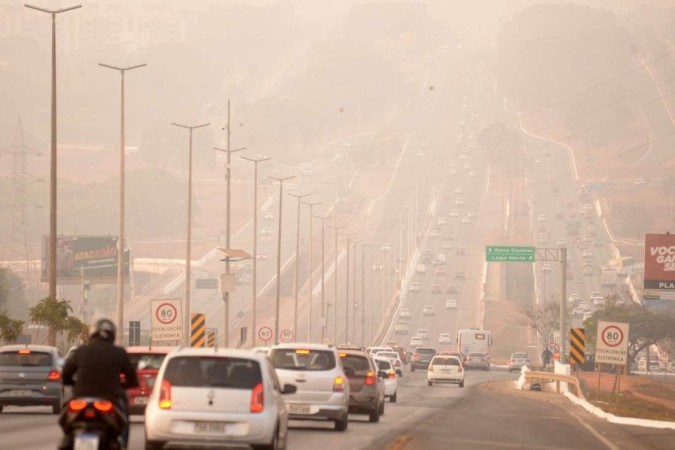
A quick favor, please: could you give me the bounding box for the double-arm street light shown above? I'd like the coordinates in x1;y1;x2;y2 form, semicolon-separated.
25;3;81;302
289;193;312;340
99;62;146;344
314;214;332;342
171;122;210;347
270;175;295;344
241;155;270;346
301;200;321;341
327;224;344;343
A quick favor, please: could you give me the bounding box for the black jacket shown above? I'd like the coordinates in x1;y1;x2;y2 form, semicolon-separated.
62;337;139;402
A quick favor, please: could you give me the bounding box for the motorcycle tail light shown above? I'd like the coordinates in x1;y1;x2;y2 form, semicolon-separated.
159;380;172;409
69;399;87;412
93;400;113;413
250;383;264;413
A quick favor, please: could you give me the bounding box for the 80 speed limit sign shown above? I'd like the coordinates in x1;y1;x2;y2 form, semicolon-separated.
150;299;183;342
595;321;629;365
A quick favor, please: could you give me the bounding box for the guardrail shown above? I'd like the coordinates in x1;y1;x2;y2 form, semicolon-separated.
524;371;586;401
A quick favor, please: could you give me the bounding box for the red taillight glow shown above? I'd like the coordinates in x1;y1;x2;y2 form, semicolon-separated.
69;399;87;412
333;376;346;392
47;370;61;381
93;400;113;412
387;370;396;379
159;380;172;409
250;383;264;413
364;371;376;385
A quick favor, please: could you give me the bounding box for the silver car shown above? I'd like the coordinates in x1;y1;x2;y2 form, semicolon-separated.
0;344;64;414
508;352;532;372
269;343;350;431
144;348;295;450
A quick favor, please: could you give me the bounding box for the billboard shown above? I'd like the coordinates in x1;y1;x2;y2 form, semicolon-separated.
41;235;130;284
644;233;675;291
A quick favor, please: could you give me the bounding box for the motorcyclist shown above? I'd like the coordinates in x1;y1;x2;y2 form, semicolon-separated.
61;318;138;449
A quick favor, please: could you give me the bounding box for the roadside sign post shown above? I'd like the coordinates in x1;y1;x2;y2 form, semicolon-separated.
258;326;273;346
279;329;294;343
150;299;183;344
595;321;630;407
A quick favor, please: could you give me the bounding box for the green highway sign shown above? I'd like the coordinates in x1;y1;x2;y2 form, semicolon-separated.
485;246;535;262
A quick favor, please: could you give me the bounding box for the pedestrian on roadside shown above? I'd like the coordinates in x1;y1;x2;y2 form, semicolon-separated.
542;348;552;369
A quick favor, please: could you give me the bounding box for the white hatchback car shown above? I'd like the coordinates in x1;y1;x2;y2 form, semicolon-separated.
438;333;452;344
374;358;399;403
269;344;350;431
428;355;464;387
144;348;295;450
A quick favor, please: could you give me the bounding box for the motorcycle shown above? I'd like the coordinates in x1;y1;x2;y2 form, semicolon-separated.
58;397;126;450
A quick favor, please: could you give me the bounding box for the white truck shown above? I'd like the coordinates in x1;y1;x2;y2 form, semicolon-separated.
601;268;618;287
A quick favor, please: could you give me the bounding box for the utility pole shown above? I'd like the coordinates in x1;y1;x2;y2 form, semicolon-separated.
99;62;146;344
171;122;210;346
241;155;270;346
328;225;344;343
289;193;311;340
214;101;246;347
361;244;371;346
560;247;568;363
344;233;355;343
25;3;82;302
301;201;321;341
314;214;332;342
270;176;295;344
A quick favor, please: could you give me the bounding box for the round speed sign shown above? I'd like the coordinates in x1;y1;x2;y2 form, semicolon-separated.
279;329;294;343
601;325;625;348
258;326;273;342
155;302;178;325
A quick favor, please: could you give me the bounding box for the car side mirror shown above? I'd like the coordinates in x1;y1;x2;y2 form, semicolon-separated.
281;384;297;395
343;367;355;377
396;369;403;377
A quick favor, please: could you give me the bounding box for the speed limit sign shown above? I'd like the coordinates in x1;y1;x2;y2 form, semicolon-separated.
279;329;294;343
258;326;273;343
596;321;629;365
150;299;183;342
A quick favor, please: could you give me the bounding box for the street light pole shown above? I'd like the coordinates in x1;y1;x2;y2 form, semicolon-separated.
344;233;354;344
270;176;295;344
289;193;311;340
241;155;270;346
314;214;332;342
361;244;371;346
25;3;82;302
328;225;343;343
301;201;321;341
99;62;146;344
171;122;210;346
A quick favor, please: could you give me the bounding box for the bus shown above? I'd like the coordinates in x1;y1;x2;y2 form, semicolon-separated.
457;329;493;355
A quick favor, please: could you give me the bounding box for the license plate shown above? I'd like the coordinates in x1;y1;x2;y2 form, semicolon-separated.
10;390;32;396
194;422;226;433
74;433;100;450
288;404;311;414
134;396;149;405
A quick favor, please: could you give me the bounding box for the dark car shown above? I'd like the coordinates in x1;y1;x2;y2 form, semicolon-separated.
126;346;175;414
0;345;64;414
338;350;385;422
410;347;437;372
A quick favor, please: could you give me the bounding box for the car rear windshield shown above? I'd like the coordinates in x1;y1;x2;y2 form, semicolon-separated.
163;356;261;389
377;352;399;359
0;351;52;367
375;359;392;370
432;357;459;366
339;354;371;374
129;353;167;370
415;349;436;355
270;349;336;371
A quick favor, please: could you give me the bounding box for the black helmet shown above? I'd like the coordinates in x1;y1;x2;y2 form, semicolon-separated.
90;318;116;342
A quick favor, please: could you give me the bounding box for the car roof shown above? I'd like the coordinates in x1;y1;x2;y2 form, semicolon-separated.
270;342;334;351
126;346;177;354
165;348;267;362
337;349;369;357
0;344;59;354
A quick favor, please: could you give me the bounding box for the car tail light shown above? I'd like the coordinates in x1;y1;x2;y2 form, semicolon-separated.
47;370;61;381
69;399;87;412
250;383;264;413
459;365;464;372
428;365;434;372
333;376;346;392
364;371;376;385
93;400;113;413
387;370;396;379
159;380;172;409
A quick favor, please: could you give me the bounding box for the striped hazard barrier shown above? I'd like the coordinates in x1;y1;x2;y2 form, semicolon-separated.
191;313;206;348
569;327;585;365
206;328;217;348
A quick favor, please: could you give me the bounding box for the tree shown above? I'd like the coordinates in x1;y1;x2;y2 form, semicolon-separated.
64;316;89;345
29;297;72;346
584;294;675;373
524;301;560;361
0;311;24;343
